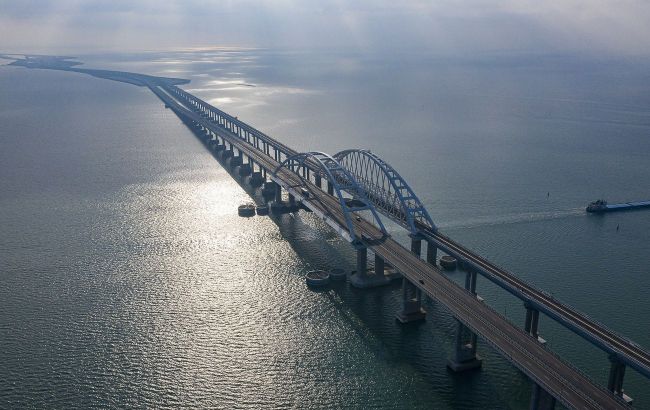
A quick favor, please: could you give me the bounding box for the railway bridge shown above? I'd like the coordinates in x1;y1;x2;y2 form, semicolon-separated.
11;56;650;409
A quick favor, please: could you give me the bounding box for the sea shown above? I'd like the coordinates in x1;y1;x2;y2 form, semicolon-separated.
2;49;650;409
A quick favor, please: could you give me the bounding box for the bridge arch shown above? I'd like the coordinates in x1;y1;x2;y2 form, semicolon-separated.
333;149;437;234
273;151;387;242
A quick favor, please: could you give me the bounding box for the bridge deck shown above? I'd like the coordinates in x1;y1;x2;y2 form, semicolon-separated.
162;78;650;385
147;81;628;409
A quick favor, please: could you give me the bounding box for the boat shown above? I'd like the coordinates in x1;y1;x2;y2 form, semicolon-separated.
586;199;650;213
586;199;608;213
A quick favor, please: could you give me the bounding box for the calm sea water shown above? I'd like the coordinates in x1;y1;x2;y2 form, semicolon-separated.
1;50;650;409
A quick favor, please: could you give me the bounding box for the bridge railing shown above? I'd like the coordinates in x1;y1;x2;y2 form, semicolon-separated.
165;85;298;163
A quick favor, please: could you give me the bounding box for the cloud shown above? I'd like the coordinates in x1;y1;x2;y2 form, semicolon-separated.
1;0;650;56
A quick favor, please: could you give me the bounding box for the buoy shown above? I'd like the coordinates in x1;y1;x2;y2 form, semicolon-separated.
330;268;347;281
440;255;457;271
306;270;330;287
238;203;256;217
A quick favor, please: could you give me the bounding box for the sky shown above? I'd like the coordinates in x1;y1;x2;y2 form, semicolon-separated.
1;0;650;56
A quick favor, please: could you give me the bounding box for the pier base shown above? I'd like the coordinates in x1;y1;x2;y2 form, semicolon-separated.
250;172;264;186
239;163;252;176
608;356;634;404
447;320;482;371
396;278;426;323
349;253;402;288
261;181;277;197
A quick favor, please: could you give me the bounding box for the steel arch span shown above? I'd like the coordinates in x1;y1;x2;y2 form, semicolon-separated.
273;151;387;242
333;149;437;234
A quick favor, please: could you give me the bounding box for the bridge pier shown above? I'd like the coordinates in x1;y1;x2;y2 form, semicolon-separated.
464;268;485;305
426;241;437;265
274;183;282;203
250;171;264;186
230;153;242;167
396;278;426;323
608;355;633;404
261;181;277;197
239;163;253;177
529;383;556;410
327;181;334;195
524;304;546;344
315;174;322;189
357;247;367;277
464;269;477;293
447;320;482;371
410;236;422;256
349;249;395;288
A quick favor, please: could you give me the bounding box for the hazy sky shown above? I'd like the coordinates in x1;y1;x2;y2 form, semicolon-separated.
2;0;650;56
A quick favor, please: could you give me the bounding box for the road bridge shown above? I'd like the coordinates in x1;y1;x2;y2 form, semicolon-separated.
150;81;636;409
10;56;650;409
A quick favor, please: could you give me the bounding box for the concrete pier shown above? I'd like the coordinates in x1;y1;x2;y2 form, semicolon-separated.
465;269;478;294
230;154;242;167
447;320;482;371
239;163;252;176
274;183;282;203
426;241;437;265
396;278;426;323
261;181;277;197
411;236;422;256
349;250;401;288
608;356;633;404
530;383;556;410
250;171;264;186
524;304;546;344
375;253;384;276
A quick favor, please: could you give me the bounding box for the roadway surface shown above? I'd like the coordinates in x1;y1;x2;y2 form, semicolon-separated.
148;81;629;409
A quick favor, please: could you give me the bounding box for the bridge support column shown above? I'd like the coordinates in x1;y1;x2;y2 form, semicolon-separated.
464;269;477;293
374;253;384;276
261;181;277;198
250;171;264;186
239;159;252;176
274;183;282;203
447;320;482;371
529;383;556;410
356;247;368;278
410;236;422;257
426;241;437;265
524;304;545;344
350;249;394;288
608;356;633;404
464;269;483;303
327;181;334;195
315;174;322;189
396;278;426;323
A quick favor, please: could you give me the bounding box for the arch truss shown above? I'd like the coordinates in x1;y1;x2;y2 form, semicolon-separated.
334;149;437;234
274;151;387;242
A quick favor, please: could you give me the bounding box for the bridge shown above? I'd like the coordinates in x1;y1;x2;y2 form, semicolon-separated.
11;55;650;409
